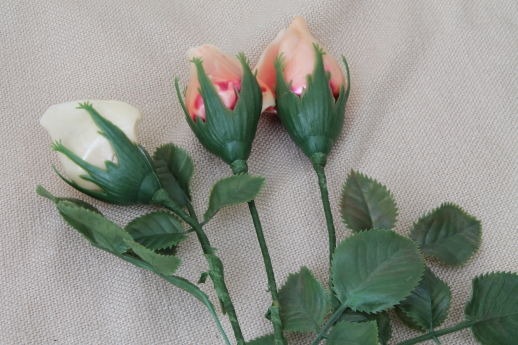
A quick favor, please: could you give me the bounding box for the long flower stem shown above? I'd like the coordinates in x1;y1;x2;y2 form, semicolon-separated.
311;153;336;267
231;160;286;345
248;200;286;345
152;189;245;345
395;321;475;345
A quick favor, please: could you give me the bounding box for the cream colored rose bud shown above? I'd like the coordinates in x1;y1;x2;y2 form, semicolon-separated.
41;100;142;190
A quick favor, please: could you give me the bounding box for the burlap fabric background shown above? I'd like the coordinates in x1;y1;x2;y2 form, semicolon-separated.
1;1;517;344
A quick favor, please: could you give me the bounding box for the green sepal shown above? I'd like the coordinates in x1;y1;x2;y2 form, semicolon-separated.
337;310;392;345
125;211;187;250
396;266;451;332
340;170;398;232
325;321;380;345
274;44;350;158
331;229;424;313
246;334;275;345
278;266;329;332
50;102;161;205
410;203;482;266
176;53;262;165
465;272;518;345
152;143;194;207
125;240;181;276
56;200;132;254
204;174;265;221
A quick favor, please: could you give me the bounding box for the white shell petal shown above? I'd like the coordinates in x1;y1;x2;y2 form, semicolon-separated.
41;100;142;190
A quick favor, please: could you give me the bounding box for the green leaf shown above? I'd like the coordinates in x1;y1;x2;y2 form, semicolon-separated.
332;229;424;313
125;241;181;276
57;201;131;254
204;175;265;220
152;143;194;207
410;203;482;266
337;310;392;345
125;211;187;250
159;273;230;345
278;266;329;332
37;186;102;243
396;266;451;332
37;185;102;214
246;334;275;345
326;321;380;345
340;170;398;232
465;272;518;345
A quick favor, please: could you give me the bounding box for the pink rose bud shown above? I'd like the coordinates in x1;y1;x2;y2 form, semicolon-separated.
185;44;275;121
254;16;346;104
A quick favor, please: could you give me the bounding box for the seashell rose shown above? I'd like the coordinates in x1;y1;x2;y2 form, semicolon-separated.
254;16;346;110
185;44;275;121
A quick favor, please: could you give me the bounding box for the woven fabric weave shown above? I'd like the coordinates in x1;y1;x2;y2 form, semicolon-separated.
1;1;517;344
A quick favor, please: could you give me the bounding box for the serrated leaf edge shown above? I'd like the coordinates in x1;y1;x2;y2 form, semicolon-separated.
153;142;195;198
396;267;452;332
125;210;186;250
278;266;329;333
331;229;425;314
124;239;182;275
329;320;380;345
340;169;399;232
410;202;482;267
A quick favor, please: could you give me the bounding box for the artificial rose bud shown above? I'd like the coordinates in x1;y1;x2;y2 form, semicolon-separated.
185;44;274;121
41;101;162;205
176;46;269;169
254;16;346;103
255;17;350;160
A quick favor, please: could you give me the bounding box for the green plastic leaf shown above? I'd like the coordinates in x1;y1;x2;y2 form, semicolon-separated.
337;310;392;345
37;185;102;214
57;201;131;254
326;321;380;345
278;266;329;332
246;334;275;345
153;143;194;207
332;229;424;313
37;186;101;243
125;241;181;276
396;266;451;332
465;272;518;345
125;211;187;250
204;175;265;220
340;170;398;232
410;203;482;266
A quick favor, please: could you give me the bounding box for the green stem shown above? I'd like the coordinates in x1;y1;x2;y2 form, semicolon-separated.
311;302;348;345
152;189;245;345
311;153;336;267
231;160;286;345
248;200;286;345
395;321;475;345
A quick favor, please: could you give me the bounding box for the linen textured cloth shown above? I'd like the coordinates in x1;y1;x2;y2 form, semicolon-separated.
1;1;517;344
